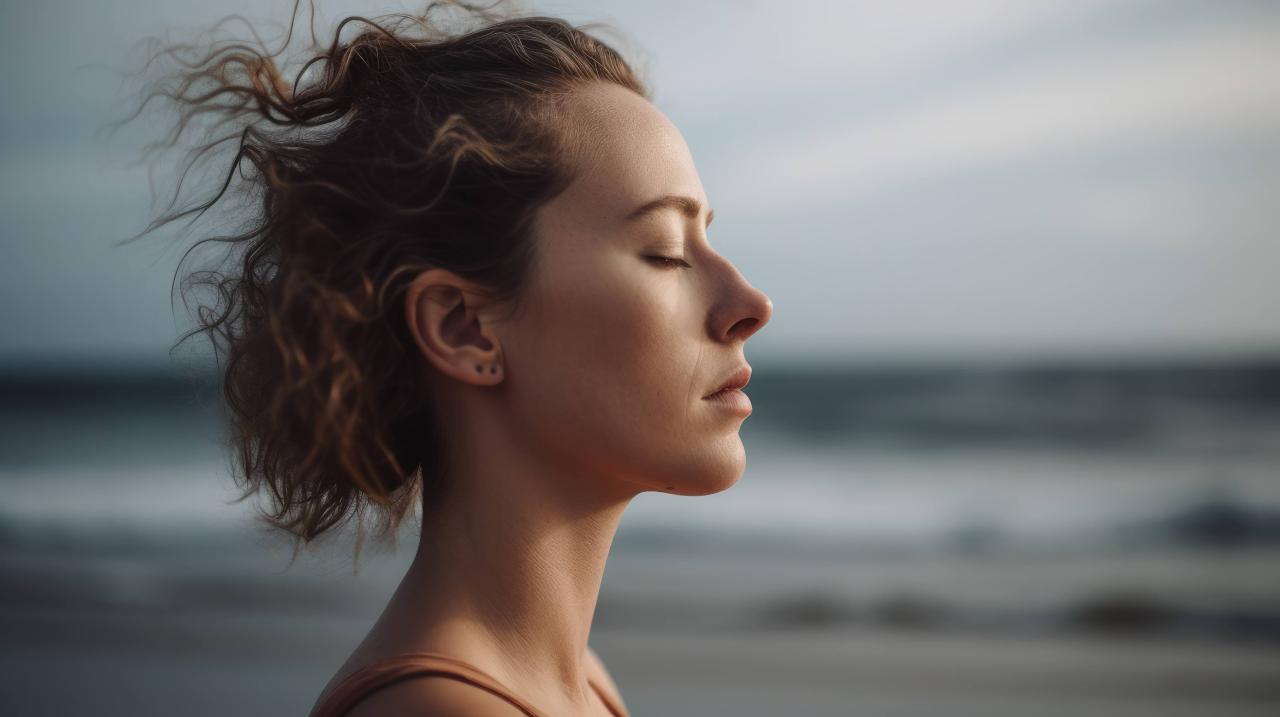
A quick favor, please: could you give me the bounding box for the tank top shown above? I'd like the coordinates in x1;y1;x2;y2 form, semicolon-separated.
308;651;630;717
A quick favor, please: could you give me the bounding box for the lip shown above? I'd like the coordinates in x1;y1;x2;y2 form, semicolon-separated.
703;387;752;415
704;366;752;398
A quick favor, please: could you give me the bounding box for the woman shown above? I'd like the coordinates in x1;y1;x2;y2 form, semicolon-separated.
127;1;771;715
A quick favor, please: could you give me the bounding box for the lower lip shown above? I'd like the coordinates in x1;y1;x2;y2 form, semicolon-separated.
703;388;752;415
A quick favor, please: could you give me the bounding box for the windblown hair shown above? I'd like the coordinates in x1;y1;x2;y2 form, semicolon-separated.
111;0;648;562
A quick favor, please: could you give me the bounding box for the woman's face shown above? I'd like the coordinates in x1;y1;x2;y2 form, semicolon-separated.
500;81;773;498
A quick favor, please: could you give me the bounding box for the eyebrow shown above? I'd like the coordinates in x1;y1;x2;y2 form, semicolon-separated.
626;194;715;228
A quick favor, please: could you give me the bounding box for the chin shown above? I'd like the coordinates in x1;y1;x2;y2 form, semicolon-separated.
678;473;742;497
655;443;746;496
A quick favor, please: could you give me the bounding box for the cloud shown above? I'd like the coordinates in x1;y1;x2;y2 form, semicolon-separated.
635;0;1121;117
710;16;1280;216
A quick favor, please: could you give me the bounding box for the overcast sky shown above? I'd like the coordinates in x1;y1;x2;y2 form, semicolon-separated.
2;0;1278;369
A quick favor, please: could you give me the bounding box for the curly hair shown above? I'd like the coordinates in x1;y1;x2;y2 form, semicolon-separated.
109;0;649;563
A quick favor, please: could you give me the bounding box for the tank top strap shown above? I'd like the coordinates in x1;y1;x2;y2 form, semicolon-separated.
309;651;628;717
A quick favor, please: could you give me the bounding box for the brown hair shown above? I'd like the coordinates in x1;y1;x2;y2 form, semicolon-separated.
110;0;648;562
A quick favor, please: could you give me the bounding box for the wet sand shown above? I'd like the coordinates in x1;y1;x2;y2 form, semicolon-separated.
3;605;1278;716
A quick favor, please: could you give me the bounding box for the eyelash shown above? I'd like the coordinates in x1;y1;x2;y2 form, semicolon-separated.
646;255;691;269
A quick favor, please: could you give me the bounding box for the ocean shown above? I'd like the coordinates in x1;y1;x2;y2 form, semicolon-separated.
2;359;1279;715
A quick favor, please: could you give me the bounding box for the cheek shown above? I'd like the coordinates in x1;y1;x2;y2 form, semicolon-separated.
564;263;696;419
510;257;711;473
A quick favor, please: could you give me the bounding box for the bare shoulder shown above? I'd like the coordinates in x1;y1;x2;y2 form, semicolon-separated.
585;644;626;708
343;675;529;717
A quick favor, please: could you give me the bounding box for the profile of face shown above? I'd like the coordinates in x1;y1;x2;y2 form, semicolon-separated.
413;81;773;500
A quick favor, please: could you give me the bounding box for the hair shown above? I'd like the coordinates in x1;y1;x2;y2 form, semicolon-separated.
108;0;649;565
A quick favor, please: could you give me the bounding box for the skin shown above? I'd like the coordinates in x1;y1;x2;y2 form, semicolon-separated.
321;80;773;716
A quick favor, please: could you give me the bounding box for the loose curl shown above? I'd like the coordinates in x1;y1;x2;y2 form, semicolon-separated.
109;0;649;563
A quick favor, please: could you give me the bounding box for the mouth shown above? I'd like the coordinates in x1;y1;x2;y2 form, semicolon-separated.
702;385;753;415
703;366;752;399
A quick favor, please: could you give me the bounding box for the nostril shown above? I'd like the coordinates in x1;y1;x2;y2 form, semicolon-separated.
728;317;760;340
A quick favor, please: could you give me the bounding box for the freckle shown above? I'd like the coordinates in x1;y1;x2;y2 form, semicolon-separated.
666;485;675;490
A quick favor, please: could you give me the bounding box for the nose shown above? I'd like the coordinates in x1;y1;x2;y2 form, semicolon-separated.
719;282;773;343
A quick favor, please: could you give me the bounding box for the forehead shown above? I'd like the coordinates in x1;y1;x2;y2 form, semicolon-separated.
548;82;705;229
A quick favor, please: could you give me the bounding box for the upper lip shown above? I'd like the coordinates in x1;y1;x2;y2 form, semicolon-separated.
704;365;752;398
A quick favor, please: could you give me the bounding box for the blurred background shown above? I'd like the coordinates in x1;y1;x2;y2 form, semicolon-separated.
2;0;1279;714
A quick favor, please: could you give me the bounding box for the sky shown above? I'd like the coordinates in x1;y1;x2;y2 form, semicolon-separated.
1;0;1278;369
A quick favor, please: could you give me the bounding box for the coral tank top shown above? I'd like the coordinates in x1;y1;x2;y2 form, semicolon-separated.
309;651;629;717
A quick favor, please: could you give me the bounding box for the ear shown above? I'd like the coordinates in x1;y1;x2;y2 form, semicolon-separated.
404;268;505;387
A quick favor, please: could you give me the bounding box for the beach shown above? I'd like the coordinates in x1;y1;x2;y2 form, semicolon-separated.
4;602;1279;716
3;361;1280;714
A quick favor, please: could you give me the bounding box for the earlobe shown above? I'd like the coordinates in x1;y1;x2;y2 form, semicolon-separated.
404;269;504;387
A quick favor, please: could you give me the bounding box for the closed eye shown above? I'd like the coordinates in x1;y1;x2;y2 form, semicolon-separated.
645;255;691;269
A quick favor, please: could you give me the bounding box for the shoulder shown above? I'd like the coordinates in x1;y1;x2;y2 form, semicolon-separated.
585;644;626;709
343;675;529;717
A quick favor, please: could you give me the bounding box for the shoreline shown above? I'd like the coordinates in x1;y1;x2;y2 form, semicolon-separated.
4;607;1279;716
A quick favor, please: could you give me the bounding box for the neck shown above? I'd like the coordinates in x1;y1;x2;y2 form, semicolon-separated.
382;401;635;713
